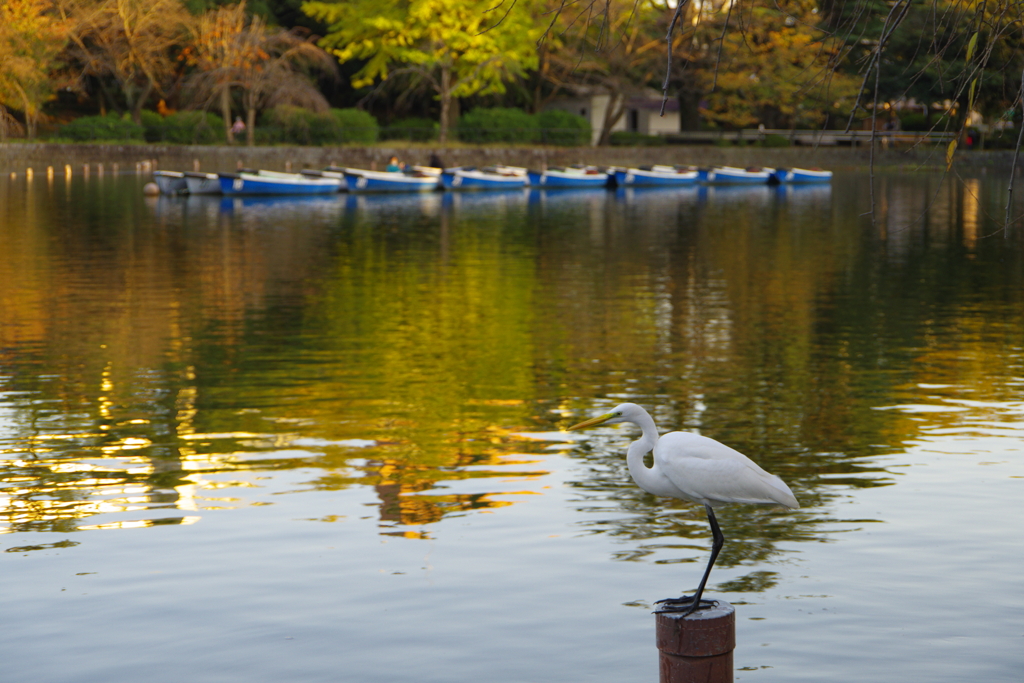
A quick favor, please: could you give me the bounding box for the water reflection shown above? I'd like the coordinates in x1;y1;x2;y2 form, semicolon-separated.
2;171;1023;580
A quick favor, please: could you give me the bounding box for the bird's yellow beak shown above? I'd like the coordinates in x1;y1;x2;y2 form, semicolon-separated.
566;412;615;431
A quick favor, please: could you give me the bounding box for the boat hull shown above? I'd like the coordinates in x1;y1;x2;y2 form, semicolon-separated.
699;166;772;184
527;170;611;188
184;172;222;194
771;168;833;183
440;169;528;190
219;173;342;195
301;169;349;191
153;171;187;195
614;168;698;187
343;169;440;192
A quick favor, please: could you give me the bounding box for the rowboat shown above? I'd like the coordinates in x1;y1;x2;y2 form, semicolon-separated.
301;168;348;191
526;167;612;188
440;166;528;190
770;167;833;183
342;168;440;192
184;171;222;194
218;171;343;195
153;170;187;195
613;165;698;187
697;166;773;184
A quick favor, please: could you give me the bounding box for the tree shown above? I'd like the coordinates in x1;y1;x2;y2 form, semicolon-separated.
184;3;336;146
688;0;860;130
0;0;68;139
304;0;542;142
536;0;672;144
183;1;250;142
58;0;194;123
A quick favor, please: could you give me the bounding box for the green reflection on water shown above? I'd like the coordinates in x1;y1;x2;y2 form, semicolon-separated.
2;173;1023;573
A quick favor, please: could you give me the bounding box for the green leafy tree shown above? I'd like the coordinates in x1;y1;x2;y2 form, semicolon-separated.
303;0;543;142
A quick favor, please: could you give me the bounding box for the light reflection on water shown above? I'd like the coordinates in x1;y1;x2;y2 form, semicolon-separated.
1;171;1022;682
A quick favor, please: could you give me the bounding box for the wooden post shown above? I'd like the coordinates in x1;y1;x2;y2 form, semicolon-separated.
656;600;735;683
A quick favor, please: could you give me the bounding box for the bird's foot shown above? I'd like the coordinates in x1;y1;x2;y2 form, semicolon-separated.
653;595;717;616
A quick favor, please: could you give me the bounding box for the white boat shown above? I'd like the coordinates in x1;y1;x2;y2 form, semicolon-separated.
613;165;698;187
697;166;773;184
301;168;348;191
440;166;529;190
527;167;612;188
410;165;442;177
218;171;343;195
184;172;221;194
770;167;833;183
153;170;187;194
342;168;441;192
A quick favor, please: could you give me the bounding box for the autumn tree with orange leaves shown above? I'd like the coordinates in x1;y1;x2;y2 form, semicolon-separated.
57;0;193;123
0;0;68;139
184;2;336;146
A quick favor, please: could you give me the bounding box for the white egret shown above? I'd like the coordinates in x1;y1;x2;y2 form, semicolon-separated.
567;402;799;616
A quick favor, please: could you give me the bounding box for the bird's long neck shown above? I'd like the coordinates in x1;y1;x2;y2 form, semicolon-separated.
626;412;661;492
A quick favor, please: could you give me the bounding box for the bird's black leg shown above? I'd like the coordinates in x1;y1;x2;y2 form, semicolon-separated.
655;504;724;616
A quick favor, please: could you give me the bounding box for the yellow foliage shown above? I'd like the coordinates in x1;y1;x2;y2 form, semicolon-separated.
0;0;69;136
695;1;860;129
304;0;542;99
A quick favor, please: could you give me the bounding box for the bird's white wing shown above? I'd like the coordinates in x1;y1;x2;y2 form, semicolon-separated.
655;431;799;508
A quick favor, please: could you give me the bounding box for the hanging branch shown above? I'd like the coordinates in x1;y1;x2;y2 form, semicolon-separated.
709;0;736;93
660;0;691;115
1004;69;1024;235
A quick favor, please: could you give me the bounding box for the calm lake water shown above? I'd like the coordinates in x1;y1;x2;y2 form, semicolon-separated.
1;169;1022;682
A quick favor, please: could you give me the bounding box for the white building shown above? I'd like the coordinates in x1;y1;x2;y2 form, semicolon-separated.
544;89;680;145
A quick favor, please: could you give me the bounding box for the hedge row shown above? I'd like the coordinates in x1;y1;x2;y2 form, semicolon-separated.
257;106;380;145
55;106;592;146
455;108;591;146
58;114;144;142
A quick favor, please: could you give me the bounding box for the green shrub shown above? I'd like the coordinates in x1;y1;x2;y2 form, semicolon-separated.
536;109;591;146
985;128;1020;149
141;110;225;144
140;110;164;142
609;131;666;146
899;112;954;132
758;134;791;147
455;107;538;143
381;117;438;142
161;111;225;144
330;108;379;143
260;105;343;145
58;114;144;142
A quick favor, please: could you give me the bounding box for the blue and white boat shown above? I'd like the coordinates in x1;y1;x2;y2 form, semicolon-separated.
184;171;222;194
301;168;348;191
218;170;342;195
527;167;612;188
613;165;698;187
697;166;773;184
343;168;440;192
770;167;833;183
153;170;187;195
441;166;528;190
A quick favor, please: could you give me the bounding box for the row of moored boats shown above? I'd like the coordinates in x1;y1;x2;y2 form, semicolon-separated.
152;164;832;196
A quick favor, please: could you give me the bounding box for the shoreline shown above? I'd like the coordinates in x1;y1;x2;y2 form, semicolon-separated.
2;141;1019;174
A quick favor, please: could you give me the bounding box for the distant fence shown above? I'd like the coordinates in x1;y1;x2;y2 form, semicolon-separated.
666;129;959;146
